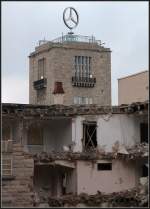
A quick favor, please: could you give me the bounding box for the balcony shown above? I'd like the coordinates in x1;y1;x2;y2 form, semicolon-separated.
33;78;47;90
72;76;96;87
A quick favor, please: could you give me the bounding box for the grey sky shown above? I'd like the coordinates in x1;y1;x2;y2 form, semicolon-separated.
2;1;148;105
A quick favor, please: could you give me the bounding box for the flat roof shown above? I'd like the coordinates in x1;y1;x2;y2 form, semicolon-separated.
118;70;148;80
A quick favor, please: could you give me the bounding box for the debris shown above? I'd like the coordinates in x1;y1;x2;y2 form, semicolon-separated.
47;185;148;207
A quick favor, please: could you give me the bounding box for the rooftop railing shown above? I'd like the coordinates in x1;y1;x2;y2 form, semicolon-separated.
51;34;102;45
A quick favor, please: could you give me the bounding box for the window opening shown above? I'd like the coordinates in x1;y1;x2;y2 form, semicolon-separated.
74;56;91;78
38;58;46;80
27;125;43;145
142;164;148;177
83;121;97;150
140;123;148;143
97;163;112;171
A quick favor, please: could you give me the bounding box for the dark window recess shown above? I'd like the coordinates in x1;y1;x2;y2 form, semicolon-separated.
142;164;148;177
140;123;148;143
2;124;11;141
27;125;43;145
83;122;97;150
97;163;112;171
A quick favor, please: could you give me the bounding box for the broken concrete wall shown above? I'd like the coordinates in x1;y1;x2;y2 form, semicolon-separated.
54;119;72;151
23;118;72;153
76;159;140;195
73;114;141;152
72;116;84;152
98;114;141;152
2;143;34;207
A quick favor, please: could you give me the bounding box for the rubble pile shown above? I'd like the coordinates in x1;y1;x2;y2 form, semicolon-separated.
47;185;148;207
126;142;148;159
32;177;148;207
33;150;113;164
33;143;148;164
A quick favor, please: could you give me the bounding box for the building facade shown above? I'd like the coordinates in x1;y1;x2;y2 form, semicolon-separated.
118;70;149;105
2;102;148;207
29;34;111;106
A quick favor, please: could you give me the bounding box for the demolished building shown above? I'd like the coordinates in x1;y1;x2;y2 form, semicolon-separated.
2;101;148;207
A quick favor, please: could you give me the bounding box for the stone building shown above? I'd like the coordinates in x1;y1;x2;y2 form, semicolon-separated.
29;34;111;106
118;70;149;105
2;102;148;207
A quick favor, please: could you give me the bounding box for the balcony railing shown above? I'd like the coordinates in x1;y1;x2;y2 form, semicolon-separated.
33;78;47;90
72;76;96;87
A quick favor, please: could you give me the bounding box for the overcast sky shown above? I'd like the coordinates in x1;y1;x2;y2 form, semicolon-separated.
2;1;148;105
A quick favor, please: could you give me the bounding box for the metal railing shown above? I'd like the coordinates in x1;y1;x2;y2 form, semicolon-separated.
52;34;101;45
72;76;96;87
33;78;47;90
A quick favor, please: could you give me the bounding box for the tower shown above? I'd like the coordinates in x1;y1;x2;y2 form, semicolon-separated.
29;8;111;105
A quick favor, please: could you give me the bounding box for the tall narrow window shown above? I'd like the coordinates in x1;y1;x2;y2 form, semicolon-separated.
38;58;46;80
83;121;97;150
74;56;91;78
140;123;148;143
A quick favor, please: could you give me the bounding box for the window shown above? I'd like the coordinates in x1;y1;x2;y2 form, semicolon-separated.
27;125;43;145
74;56;91;77
140;123;148;143
37;89;46;102
74;96;93;105
142;164;148;177
2;124;11;141
97;163;112;171
2;157;13;177
38;58;46;80
83;121;97;150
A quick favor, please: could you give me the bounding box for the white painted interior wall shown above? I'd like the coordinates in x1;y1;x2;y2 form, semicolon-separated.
73;114;141;152
97;114;140;152
44;118;72;152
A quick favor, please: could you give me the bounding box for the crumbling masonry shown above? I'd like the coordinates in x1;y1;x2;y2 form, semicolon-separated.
2;101;148;207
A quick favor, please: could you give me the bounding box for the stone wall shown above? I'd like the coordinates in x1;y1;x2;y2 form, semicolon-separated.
2;143;34;207
29;41;111;106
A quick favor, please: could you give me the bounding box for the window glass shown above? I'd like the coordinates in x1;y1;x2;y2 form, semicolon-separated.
74;56;91;78
38;58;46;80
89;98;93;104
74;96;78;104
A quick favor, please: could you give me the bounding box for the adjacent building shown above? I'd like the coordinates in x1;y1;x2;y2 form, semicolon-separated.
29;34;111;106
118;70;149;105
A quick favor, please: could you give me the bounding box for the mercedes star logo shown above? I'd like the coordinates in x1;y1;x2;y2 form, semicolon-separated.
63;7;79;30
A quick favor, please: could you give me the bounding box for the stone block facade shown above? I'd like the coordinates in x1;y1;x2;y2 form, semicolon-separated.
2;143;34;207
29;37;111;105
